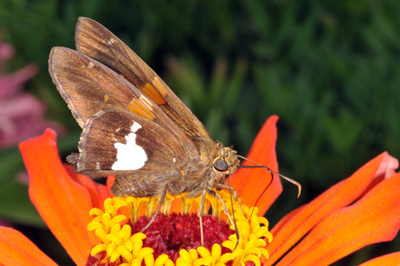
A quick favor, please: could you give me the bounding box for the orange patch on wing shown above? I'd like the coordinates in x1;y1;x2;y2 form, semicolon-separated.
129;98;156;120
104;94;110;103
152;76;168;97
141;82;165;105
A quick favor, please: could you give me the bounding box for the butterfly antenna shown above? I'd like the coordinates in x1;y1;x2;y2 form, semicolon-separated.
140;188;167;232
239;163;273;220
237;155;301;198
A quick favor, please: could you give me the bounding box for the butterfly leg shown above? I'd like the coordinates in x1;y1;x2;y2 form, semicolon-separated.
209;190;236;228
198;189;207;246
215;183;246;215
209;187;240;249
140;186;168;233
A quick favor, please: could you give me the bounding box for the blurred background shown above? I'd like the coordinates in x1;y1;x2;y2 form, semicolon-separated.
0;0;399;265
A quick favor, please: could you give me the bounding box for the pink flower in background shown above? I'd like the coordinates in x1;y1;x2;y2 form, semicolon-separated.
0;37;63;147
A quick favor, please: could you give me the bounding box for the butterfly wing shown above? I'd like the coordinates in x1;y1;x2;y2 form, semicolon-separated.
74;17;209;139
75;109;189;196
49;47;199;159
76;109;188;175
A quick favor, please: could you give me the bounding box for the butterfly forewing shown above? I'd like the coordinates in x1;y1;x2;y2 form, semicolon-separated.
75;17;209;139
49;47;135;127
49;47;199;159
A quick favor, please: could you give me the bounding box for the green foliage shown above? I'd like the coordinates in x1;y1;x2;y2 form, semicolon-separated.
1;0;399;263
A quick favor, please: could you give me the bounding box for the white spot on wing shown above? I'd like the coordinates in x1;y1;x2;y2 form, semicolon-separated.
112;122;147;170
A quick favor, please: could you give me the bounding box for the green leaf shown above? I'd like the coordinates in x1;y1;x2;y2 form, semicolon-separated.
0;182;44;227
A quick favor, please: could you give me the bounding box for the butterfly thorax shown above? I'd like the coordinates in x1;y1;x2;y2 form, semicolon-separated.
175;138;240;197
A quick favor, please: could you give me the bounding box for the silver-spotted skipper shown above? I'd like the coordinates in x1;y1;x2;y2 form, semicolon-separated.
49;17;300;243
49;17;240;199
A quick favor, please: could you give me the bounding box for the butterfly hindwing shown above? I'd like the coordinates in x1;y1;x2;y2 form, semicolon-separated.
75;17;209;139
75;109;190;180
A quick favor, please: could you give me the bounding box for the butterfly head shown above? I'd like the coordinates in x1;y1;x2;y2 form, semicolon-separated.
212;144;240;180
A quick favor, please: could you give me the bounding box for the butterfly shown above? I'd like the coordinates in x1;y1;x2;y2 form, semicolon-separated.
49;17;302;246
49;17;245;232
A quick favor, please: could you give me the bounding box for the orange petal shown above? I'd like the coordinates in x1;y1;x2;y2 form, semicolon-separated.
276;172;400;265
230;115;282;215
266;152;398;265
359;252;400;266
19;129;99;266
0;227;57;266
106;175;115;191
65;165;112;208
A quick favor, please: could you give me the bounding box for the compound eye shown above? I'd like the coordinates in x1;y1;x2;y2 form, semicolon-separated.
214;159;228;172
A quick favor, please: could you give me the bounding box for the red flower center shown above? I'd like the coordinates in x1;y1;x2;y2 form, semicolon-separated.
132;213;234;262
86;194;272;265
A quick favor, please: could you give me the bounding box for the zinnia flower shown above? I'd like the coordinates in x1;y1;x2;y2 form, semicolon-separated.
0;116;399;265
